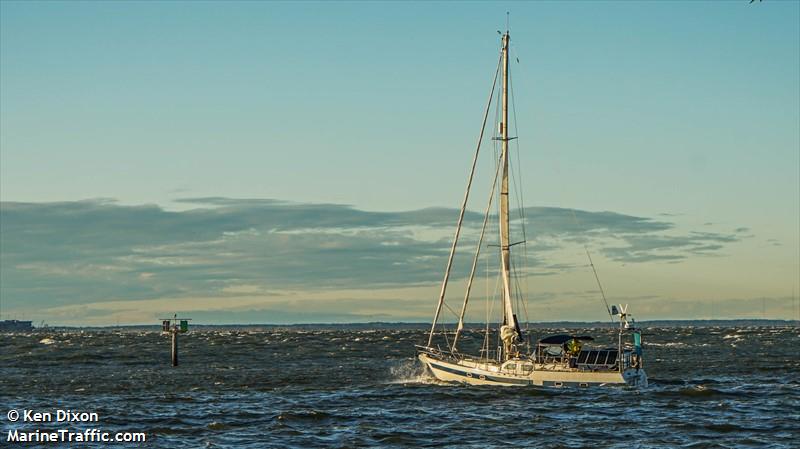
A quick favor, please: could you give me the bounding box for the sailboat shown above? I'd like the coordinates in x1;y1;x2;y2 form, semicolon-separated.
416;29;648;388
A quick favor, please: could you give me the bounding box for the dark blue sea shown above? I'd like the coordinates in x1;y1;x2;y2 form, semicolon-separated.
2;326;798;448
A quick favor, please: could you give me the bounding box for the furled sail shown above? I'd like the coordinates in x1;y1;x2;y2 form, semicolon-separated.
498;32;518;341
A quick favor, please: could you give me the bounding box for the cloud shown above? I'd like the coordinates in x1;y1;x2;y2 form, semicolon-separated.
629;295;800;321
599;231;741;263
0;198;747;320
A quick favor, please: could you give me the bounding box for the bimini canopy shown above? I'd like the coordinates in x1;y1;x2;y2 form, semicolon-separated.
538;334;595;345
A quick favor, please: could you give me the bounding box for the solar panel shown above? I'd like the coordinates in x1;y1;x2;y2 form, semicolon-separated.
576;349;621;367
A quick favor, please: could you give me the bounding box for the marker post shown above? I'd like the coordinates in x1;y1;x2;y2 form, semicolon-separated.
160;314;191;367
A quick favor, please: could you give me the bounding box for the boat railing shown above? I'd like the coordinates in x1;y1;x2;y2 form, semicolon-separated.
533;353;569;365
620;348;643;370
530;346;625;372
479;347;501;361
415;344;462;363
417;344;515;368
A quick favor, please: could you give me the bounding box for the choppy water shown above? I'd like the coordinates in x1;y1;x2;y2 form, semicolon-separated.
2;326;798;448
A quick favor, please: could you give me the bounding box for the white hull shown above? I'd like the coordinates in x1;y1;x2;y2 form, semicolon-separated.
419;353;648;388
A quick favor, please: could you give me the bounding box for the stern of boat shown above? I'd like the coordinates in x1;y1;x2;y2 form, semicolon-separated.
623;368;648;387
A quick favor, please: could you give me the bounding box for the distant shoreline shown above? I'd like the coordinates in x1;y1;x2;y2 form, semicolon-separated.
20;319;798;331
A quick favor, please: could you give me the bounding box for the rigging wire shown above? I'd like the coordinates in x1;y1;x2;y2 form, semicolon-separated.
484;251;489;358
452;153;503;352
508;54;532;335
512;257;532;353
491;63;505;339
486;86;507;361
511;39;612;325
427;52;503;347
483;255;500;362
509;43;532;332
481;244;502;361
570;208;615;323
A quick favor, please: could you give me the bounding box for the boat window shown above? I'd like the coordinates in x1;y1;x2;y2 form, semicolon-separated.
522;363;533;372
606;351;618;365
587;351;599;365
505;363;516;371
577;351;589;364
596;351;609;365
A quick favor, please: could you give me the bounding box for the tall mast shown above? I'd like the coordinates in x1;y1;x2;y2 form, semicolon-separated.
499;31;517;333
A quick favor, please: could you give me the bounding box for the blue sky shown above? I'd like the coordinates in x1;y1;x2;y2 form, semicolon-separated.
1;1;798;325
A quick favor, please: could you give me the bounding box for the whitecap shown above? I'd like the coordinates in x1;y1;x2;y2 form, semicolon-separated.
386;358;439;385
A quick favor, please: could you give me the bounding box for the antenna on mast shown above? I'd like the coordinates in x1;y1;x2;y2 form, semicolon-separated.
506;11;510;32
